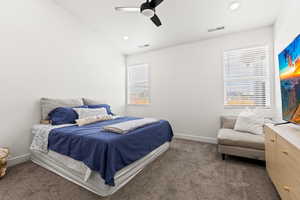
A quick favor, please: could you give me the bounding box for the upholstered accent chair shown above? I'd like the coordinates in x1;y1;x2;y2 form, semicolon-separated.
217;116;265;161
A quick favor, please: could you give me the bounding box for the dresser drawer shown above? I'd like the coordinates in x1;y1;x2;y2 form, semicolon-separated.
290;178;300;200
265;125;300;200
265;125;277;144
276;136;300;200
277;135;300;174
275;153;292;200
264;126;277;180
275;164;300;200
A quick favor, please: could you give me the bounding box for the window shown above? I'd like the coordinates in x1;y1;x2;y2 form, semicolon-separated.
127;64;150;105
223;46;271;108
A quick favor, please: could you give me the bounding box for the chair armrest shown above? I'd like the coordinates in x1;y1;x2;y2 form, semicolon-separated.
221;116;237;129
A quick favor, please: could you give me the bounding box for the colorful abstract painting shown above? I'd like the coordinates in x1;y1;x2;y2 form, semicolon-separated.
279;34;300;123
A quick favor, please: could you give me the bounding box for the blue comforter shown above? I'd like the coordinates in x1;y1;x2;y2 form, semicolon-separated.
48;117;173;186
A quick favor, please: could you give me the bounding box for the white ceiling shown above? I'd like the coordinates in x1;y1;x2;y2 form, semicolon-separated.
54;0;282;55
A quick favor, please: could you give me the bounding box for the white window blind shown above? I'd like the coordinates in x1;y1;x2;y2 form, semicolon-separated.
223;46;271;108
127;64;150;105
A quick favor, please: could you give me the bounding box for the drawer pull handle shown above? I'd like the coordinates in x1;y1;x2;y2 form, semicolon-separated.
282;151;289;155
283;186;290;192
270;139;275;143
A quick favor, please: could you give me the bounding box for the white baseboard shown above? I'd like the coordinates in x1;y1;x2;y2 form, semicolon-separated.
7;153;31;167
174;133;217;144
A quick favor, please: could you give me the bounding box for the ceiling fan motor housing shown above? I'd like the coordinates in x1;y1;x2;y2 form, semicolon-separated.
140;2;155;18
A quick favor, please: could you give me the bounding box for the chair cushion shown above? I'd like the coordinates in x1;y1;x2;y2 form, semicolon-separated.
221;116;237;129
218;128;265;150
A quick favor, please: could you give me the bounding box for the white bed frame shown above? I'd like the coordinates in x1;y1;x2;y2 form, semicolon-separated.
31;142;170;197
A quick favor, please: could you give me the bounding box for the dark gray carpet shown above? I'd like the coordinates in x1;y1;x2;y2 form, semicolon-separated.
0;139;279;200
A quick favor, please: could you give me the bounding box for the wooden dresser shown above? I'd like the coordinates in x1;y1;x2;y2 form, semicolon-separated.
264;124;300;200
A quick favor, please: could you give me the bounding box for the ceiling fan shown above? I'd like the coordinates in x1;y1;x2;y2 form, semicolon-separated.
115;0;164;27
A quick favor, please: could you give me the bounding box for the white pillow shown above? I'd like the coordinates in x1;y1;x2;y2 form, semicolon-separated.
76;115;114;126
73;108;108;119
234;109;265;135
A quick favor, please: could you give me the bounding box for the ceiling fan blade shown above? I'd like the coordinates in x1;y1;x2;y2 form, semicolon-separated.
151;14;162;27
150;0;164;8
115;7;140;12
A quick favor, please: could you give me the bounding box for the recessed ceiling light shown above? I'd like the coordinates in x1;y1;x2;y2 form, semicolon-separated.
123;36;129;40
229;1;240;11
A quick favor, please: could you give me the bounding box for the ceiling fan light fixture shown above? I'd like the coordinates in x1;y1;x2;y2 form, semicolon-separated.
142;9;155;18
141;2;155;18
116;0;164;27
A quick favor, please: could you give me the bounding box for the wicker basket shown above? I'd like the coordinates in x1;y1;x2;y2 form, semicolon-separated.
0;148;9;178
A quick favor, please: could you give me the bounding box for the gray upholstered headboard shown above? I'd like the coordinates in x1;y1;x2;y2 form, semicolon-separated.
40;98;84;120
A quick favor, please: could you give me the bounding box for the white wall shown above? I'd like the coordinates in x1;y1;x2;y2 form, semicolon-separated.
0;0;125;165
273;0;300;120
126;27;274;142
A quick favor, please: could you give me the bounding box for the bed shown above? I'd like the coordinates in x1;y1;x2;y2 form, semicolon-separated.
30;115;173;196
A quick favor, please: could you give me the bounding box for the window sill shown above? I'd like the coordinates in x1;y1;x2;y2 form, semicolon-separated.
224;106;272;109
126;104;151;107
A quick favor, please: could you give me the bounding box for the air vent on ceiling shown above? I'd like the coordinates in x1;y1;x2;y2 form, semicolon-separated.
138;44;150;48
208;26;225;32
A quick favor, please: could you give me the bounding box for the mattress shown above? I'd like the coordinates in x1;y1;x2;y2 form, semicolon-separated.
47;116;173;186
31;142;170;197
